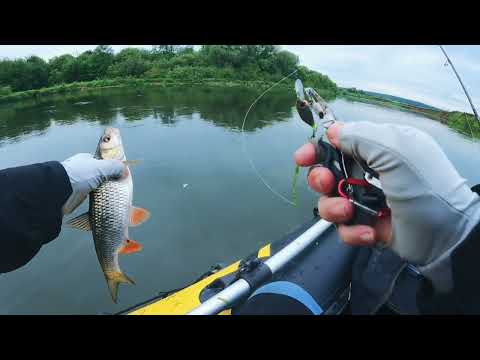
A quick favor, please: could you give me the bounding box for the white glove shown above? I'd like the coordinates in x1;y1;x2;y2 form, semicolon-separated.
337;122;480;292
61;153;124;215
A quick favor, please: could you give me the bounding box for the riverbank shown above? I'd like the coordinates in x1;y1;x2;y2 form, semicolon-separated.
0;77;338;108
340;89;480;139
0;78;281;104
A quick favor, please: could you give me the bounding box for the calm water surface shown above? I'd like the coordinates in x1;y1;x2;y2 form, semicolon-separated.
1;86;479;314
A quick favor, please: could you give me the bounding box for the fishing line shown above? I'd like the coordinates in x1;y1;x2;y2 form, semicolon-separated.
241;69;299;206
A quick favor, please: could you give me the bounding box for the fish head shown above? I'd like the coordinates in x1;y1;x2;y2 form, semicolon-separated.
95;127;126;160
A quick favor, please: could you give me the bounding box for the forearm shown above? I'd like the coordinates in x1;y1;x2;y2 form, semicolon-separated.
0;161;72;273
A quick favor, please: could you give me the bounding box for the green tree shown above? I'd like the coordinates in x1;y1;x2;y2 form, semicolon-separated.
115;48;151;62
0;45;339;99
90;45;114;79
107;48;150;78
151;45;182;58
177;45;194;55
25;56;49;89
48;54;76;85
271;50;298;75
0;85;11;96
61;57;85;83
0;56;49;91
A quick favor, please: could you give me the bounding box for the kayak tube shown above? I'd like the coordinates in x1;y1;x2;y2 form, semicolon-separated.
119;215;423;315
119;216;350;315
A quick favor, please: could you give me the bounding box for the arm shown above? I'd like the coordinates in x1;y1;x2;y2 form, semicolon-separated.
0;154;124;274
295;122;480;314
0;161;71;273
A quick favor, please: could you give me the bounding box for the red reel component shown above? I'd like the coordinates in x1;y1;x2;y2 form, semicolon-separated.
377;208;391;218
337;178;370;199
337;178;390;219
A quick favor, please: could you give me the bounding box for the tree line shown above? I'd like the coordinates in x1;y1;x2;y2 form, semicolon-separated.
0;45;338;98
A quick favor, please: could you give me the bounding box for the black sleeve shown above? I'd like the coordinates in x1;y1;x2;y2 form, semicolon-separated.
417;222;480;314
0;161;72;274
416;185;480;314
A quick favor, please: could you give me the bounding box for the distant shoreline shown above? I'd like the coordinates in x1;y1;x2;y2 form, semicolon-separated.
340;88;480;139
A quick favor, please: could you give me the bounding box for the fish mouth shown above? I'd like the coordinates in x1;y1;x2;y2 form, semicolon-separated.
100;146;124;160
100;143;120;151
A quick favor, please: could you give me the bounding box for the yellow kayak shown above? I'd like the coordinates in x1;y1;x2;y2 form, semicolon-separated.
120;217;358;315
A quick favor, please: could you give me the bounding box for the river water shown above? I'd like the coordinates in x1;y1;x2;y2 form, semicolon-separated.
0;86;479;314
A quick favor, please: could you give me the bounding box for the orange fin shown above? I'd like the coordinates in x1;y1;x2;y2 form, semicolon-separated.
119;239;143;255
129;206;151;227
123;166;130;178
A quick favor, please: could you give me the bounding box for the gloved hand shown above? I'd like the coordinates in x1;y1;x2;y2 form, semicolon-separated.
295;121;480;292
61;153;125;215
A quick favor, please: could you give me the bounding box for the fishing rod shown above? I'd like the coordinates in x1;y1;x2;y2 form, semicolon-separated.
439;45;479;122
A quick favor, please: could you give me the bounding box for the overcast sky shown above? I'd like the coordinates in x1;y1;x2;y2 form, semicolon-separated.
0;45;478;113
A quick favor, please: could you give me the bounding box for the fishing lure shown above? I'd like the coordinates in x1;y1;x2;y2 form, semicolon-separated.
291;79;319;206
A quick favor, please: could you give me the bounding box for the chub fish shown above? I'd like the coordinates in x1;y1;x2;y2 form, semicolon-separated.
67;127;150;303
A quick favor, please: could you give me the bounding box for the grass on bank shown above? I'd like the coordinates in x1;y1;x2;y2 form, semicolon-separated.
0;76;338;105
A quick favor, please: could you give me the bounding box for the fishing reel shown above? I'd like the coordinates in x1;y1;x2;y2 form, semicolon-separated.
295;79;389;227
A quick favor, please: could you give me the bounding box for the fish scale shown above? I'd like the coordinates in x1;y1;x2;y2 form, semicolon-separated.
90;175;132;274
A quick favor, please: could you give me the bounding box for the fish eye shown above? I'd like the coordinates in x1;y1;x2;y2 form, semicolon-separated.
103;136;111;143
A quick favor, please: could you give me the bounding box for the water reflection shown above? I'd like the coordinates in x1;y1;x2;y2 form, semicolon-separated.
0;106;52;144
0;86;295;146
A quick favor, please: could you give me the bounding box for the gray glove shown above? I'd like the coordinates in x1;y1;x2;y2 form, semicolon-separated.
338;121;480;293
61;153;124;215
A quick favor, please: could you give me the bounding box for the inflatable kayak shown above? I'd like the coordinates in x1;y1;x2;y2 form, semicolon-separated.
119;215;423;315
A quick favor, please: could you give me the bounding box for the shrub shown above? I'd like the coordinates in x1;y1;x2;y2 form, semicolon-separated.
0;86;12;96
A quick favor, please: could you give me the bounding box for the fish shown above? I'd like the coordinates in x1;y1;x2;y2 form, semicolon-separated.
67;127;150;303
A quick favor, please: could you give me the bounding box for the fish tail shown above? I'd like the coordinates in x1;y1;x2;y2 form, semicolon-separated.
105;271;135;303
